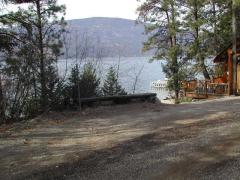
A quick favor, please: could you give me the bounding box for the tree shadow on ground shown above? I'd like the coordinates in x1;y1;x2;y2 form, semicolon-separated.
2;98;240;180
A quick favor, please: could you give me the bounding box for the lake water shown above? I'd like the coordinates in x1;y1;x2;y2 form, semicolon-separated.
58;57;169;100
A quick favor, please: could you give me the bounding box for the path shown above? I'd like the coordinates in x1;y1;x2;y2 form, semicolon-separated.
1;97;240;179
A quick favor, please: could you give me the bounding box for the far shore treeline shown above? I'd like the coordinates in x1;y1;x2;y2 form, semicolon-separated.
0;0;239;123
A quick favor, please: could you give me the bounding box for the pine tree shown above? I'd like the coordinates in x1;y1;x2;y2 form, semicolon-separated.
67;63;101;105
183;0;211;80
79;63;101;98
102;67;126;96
68;65;81;105
137;0;184;101
3;0;66;112
207;0;232;53
0;0;66;121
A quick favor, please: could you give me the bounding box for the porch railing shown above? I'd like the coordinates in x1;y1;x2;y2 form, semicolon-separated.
182;80;228;98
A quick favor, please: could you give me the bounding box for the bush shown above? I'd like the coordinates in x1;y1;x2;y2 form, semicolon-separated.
179;97;193;104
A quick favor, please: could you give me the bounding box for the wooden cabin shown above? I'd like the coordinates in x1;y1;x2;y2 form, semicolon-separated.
213;40;240;95
183;40;240;99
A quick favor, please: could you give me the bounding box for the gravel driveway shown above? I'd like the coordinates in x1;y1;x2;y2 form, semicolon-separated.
1;97;240;179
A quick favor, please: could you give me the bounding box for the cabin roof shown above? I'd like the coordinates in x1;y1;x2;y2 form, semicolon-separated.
213;40;240;63
213;45;231;63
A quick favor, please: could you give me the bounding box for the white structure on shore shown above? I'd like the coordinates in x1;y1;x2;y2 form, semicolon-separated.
150;79;170;100
150;79;168;90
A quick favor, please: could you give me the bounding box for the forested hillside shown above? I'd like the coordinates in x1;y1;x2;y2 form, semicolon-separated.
66;17;150;57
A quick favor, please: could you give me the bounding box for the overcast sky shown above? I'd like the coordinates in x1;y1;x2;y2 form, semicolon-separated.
58;0;140;20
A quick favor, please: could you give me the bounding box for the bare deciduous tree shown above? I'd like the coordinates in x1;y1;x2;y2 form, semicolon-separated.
132;64;145;94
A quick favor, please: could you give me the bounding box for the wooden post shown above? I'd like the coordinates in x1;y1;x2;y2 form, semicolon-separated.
232;0;239;95
228;49;233;95
204;80;208;98
224;62;228;82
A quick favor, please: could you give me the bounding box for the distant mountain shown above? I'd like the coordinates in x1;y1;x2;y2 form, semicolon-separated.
66;17;151;57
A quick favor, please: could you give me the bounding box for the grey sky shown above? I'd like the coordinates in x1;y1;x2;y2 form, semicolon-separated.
58;0;140;20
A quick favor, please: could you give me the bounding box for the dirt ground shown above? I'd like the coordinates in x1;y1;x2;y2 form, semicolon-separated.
1;97;240;180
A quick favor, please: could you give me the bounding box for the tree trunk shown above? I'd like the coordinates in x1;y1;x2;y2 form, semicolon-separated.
173;55;180;103
175;90;179;103
76;65;81;111
171;2;180;103
0;75;5;123
36;0;48;112
193;0;210;80
199;57;211;80
211;0;218;53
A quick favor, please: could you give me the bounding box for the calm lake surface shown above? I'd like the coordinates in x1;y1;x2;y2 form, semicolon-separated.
58;57;169;99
